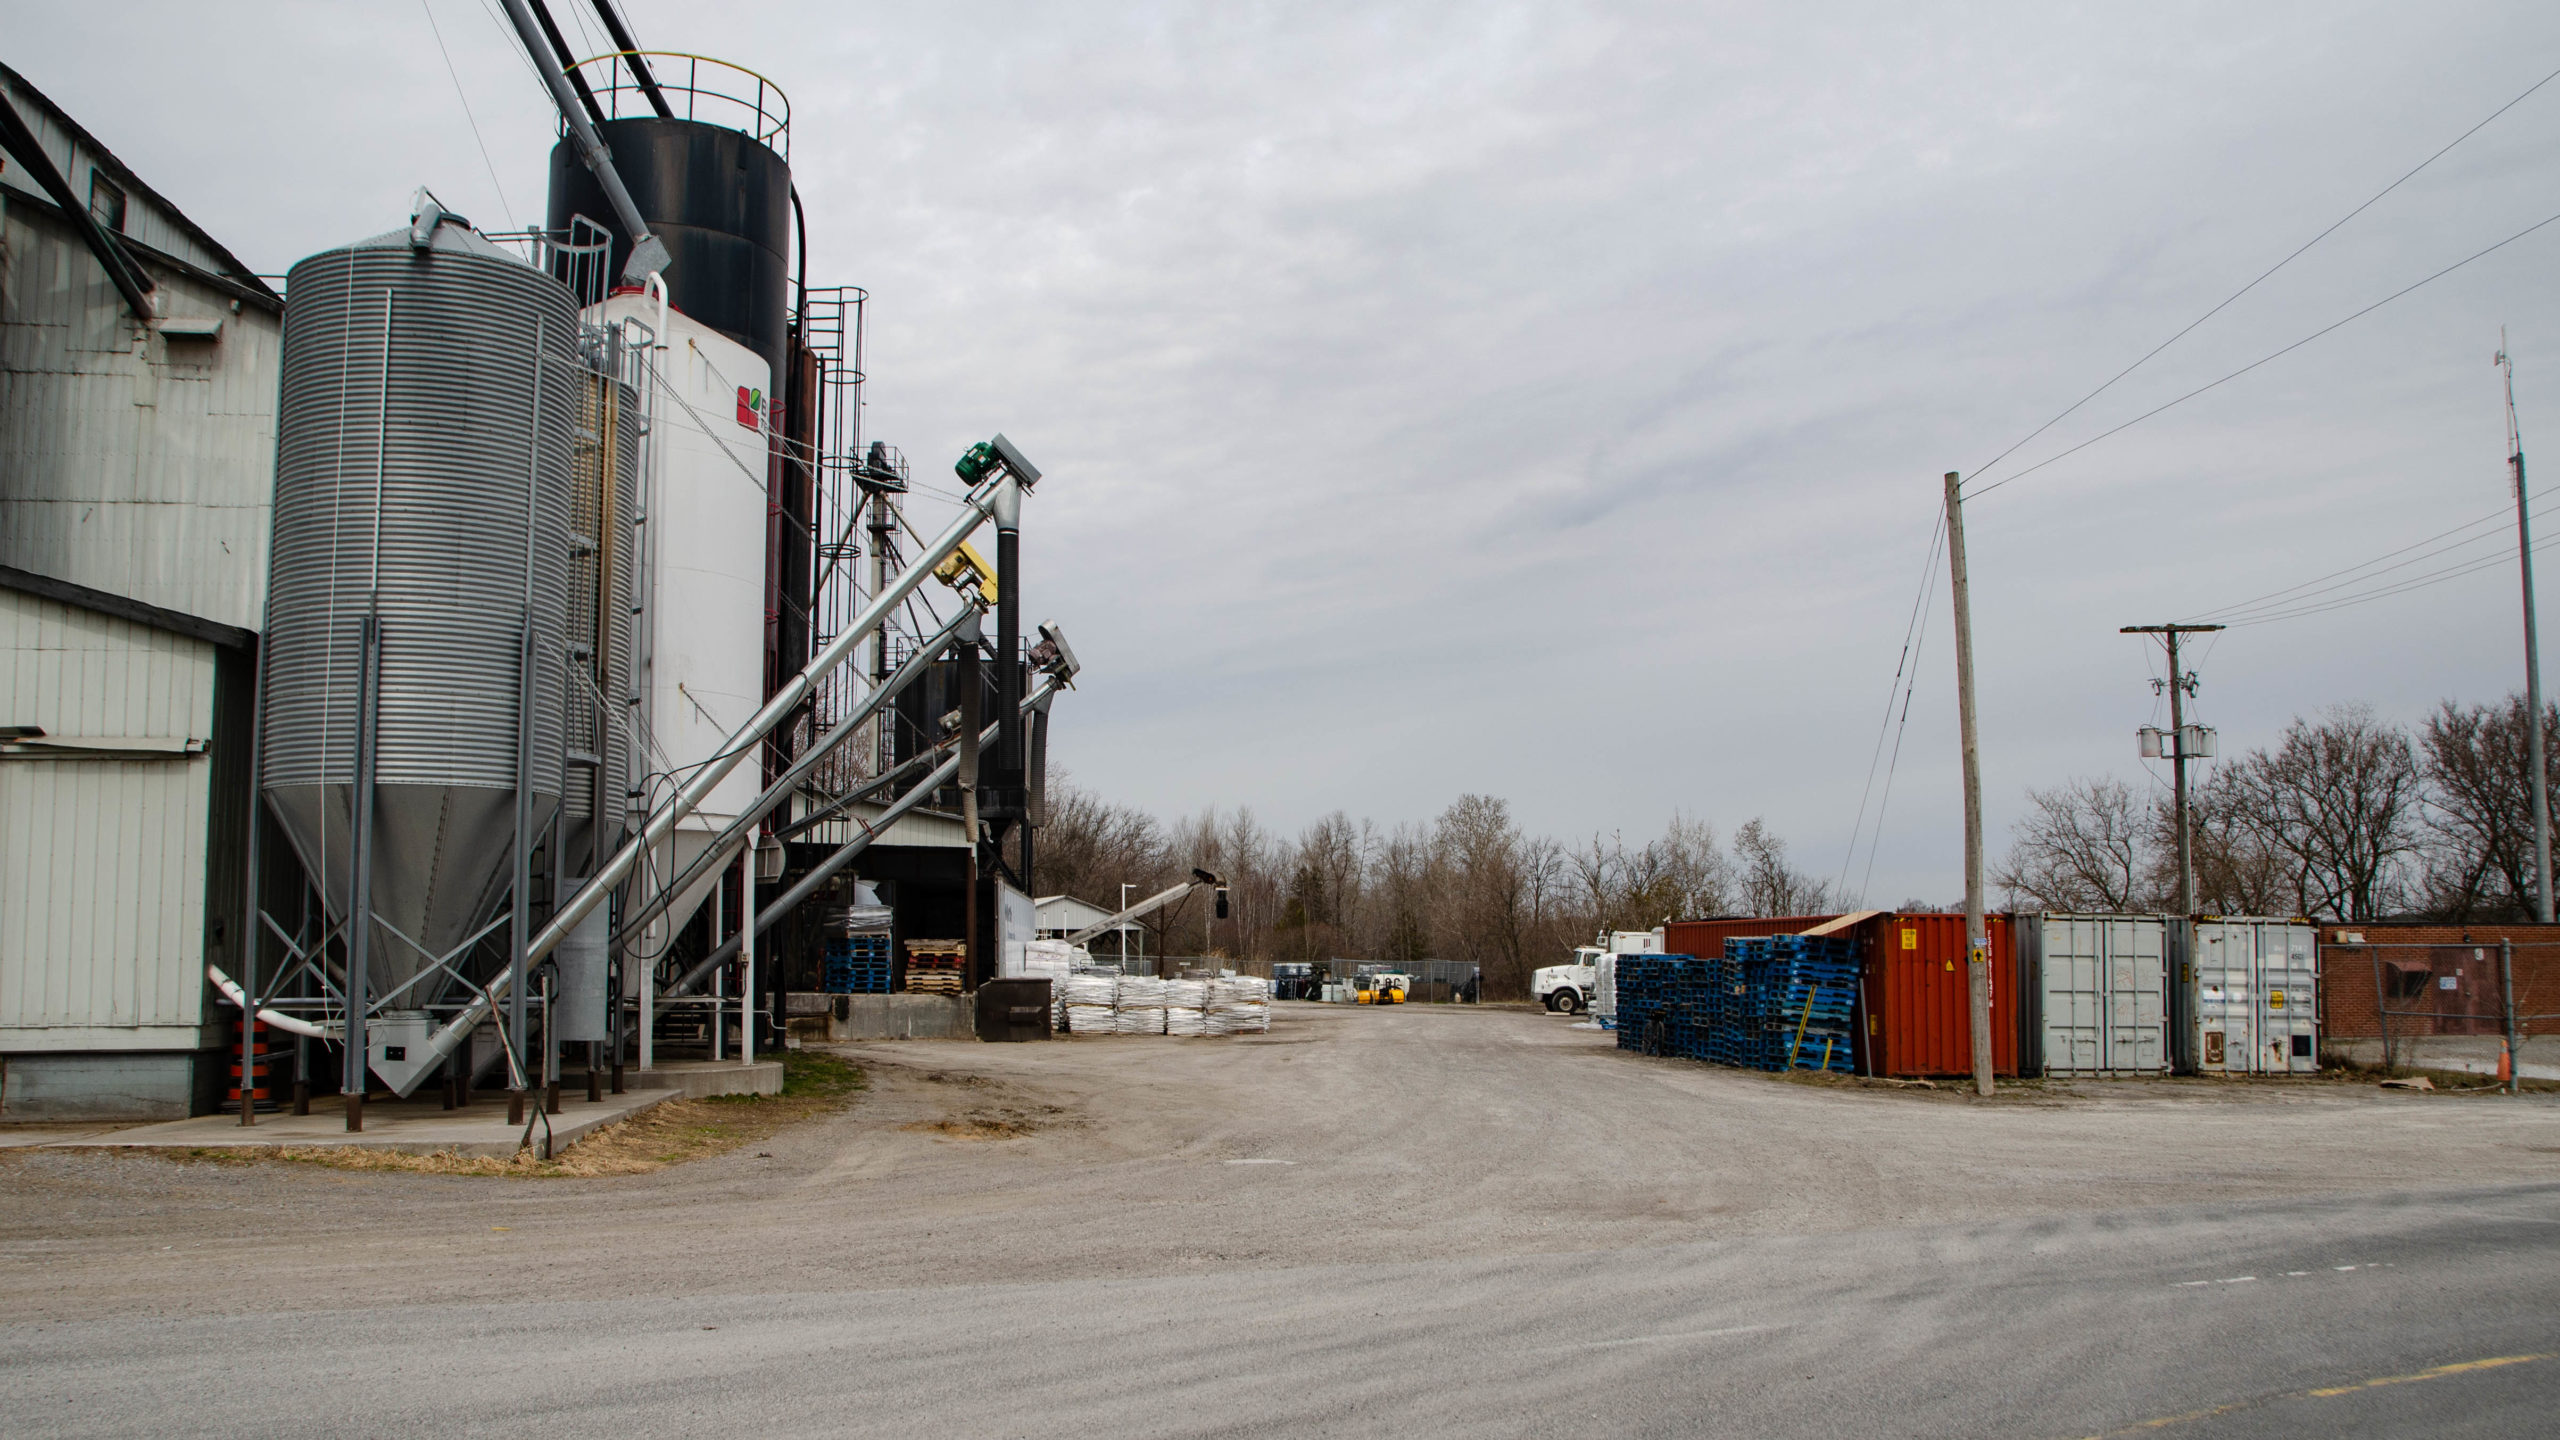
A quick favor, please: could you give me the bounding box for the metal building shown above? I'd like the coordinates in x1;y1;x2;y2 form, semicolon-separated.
0;63;284;1117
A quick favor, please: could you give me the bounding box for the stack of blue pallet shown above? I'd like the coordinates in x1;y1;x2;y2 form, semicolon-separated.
1614;939;1858;1075
824;934;893;993
1733;935;1857;1074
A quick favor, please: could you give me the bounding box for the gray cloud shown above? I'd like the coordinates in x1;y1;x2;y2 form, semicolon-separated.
10;0;2559;902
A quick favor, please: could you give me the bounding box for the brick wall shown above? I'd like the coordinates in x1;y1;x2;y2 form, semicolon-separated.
2317;923;2560;1039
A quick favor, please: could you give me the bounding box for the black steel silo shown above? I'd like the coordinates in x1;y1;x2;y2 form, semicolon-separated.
545;117;792;377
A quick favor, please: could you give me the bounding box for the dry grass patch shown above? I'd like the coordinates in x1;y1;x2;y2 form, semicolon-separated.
248;1052;867;1178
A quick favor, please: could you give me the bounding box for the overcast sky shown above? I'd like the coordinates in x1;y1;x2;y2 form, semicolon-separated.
11;1;2560;903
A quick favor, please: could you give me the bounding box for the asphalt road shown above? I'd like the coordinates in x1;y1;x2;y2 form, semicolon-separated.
4;1005;2557;1437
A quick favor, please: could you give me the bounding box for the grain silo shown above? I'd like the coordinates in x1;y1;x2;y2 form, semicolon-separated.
260;207;579;1098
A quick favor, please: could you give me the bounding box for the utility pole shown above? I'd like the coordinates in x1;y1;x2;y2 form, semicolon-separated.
2124;624;2223;916
1943;473;1993;1100
2499;334;2552;922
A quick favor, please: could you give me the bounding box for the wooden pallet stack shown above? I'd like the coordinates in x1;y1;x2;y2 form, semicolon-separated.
903;939;967;996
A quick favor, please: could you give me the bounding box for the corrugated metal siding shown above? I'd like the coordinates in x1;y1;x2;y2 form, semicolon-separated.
0;200;279;632
0;66;243;279
0;584;216;1039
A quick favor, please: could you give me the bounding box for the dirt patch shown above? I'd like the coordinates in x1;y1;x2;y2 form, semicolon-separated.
210;1052;868;1178
900;1098;1069;1141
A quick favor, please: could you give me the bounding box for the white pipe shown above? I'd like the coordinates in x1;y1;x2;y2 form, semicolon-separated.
206;963;339;1041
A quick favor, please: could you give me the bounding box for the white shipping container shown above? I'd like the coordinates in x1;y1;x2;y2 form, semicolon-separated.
2180;919;2319;1075
2025;914;2169;1076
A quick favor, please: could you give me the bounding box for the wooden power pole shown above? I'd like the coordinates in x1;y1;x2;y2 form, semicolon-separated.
1943;472;1994;1099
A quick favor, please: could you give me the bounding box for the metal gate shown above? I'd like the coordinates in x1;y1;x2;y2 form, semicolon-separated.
2027;914;2169;1076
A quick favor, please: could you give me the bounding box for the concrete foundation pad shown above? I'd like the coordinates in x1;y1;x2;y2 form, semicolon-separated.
2324;1035;2560;1081
788;994;967;1035
43;1087;678;1158
633;1059;785;1098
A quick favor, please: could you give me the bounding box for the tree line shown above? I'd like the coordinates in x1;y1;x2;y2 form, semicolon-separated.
1996;694;2558;923
1037;785;1845;1000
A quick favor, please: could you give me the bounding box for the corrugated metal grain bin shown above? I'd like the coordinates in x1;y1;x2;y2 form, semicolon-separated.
2176;918;2318;1075
1866;912;2021;1078
2021;915;2170;1076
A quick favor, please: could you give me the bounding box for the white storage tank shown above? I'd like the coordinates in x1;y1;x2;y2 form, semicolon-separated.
2023;914;2170;1076
587;290;769;946
2178;918;2320;1075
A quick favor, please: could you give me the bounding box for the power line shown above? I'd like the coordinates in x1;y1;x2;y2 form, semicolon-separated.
419;0;518;229
2183;485;2557;621
1969;205;2560;501
1961;62;2560;495
2215;531;2560;628
1845;507;1946;905
1838;505;1946;897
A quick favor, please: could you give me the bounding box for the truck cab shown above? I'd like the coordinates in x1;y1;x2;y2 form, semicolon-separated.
1535;947;1608;1013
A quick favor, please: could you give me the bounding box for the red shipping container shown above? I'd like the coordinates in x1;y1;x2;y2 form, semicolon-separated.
1661;912;2020;1078
1865;912;2019;1078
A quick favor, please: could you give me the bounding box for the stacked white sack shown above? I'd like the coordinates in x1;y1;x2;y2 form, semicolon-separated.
1063;973;1119;1006
1205;1003;1271;1035
1018;942;1080;1028
1062;972;1118;1035
1114;974;1168;1035
1161;978;1206;1037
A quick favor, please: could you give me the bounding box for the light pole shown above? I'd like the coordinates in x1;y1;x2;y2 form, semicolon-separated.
2499;335;2551;922
1120;882;1135;968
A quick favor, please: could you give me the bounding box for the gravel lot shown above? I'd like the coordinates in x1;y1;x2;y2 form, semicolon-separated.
4;1002;2556;1437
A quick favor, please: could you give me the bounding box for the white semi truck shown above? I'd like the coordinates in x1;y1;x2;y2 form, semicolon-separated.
1534;930;1663;1014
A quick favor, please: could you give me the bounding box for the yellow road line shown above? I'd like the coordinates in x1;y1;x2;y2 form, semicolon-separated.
2304;1353;2549;1397
2077;1353;2551;1438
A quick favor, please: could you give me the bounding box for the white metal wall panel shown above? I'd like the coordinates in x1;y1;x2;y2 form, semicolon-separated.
2039;916;2106;1075
0;197;279;632
0;585;215;1046
594;295;767;834
2106;917;2169;1073
2262;923;2319;1074
2035;914;2170;1076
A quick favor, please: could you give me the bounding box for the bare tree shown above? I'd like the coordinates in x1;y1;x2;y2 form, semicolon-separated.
2162;771;2292;916
2217;705;2422;921
1732;818;1833;916
2416;694;2560;921
1993;776;2154;910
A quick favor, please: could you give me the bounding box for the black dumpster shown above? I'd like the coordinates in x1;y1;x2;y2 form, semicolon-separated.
974;978;1053;1042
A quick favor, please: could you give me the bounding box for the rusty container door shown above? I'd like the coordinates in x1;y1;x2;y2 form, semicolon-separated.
1866;913;2019;1077
1664;917;1841;958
